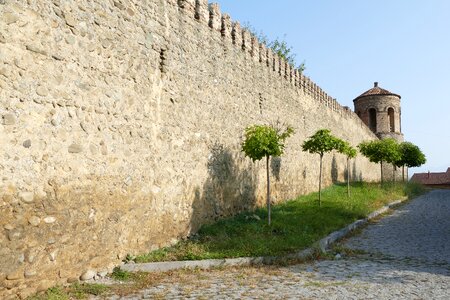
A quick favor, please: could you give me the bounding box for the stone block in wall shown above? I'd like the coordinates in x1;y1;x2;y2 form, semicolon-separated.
179;0;196;17
294;69;299;87
272;51;279;74
221;14;232;40
287;64;293;83
242;29;251;54
308;81;314;98
195;0;209;23
251;36;259;62
267;48;274;70
286;62;291;81
279;57;285;77
259;43;267;65
299;73;305;91
2;113;16;125
231;21;242;47
208;3;221;31
166;0;178;8
315;83;320;100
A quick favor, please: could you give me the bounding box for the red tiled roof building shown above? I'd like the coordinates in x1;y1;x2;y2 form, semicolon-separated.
411;168;450;188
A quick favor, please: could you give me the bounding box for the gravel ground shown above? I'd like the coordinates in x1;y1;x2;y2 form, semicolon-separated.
95;190;450;299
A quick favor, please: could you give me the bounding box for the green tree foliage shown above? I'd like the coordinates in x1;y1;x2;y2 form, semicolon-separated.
396;142;427;181
358;138;401;183
242;124;294;225
270;38;306;72
242;23;305;72
302;129;341;206
336;140;358;197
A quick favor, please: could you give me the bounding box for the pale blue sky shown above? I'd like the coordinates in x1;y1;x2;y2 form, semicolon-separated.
214;0;450;175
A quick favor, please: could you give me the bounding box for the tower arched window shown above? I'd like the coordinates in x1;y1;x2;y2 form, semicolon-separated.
368;108;377;133
388;107;395;132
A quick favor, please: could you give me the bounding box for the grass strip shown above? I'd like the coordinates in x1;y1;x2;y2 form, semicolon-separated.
135;182;425;263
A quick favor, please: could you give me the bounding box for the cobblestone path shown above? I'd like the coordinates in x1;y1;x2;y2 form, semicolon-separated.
100;190;450;299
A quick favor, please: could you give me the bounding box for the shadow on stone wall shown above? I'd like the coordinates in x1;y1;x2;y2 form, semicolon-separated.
331;155;339;183
344;164;349;182
271;156;282;181
190;143;258;233
352;160;363;181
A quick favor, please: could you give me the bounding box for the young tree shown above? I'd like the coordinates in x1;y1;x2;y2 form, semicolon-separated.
337;140;358;197
358;138;401;184
396;142;427;181
302;129;340;206
241;124;294;225
270;38;306;72
242;23;306;72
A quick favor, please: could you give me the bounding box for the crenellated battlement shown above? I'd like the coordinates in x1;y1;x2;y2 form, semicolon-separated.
169;0;354;118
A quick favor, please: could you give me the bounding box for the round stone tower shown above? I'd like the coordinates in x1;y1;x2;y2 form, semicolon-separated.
354;82;404;181
353;82;403;142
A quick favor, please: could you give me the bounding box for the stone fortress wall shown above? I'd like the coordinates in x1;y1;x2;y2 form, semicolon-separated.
0;0;381;297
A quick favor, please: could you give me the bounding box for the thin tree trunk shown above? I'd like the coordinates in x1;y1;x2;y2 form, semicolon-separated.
402;165;405;182
319;154;323;207
266;155;271;225
347;157;350;198
380;161;384;185
393;164;396;183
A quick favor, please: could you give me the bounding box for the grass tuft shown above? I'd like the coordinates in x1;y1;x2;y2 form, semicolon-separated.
28;283;110;300
27;286;68;300
111;267;132;281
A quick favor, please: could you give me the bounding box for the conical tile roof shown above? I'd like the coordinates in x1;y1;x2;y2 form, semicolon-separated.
354;82;401;101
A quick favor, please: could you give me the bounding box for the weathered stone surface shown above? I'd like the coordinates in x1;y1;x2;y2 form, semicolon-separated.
50;117;60;126
7;229;22;241
19;288;36;299
22;139;32;148
64;14;78;27
3;224;14;231
36;280;52;292
28;216;40;227
2;113;16;125
6;270;23;281
24;269;37;278
68;143;83;153
19;192;34;203
27;251;37;263
26;44;47;56
67;277;79;283
36;86;48;96
97;270;108;278
43;216;56;224
3;12;19;25
80;270;96;281
49;250;58;261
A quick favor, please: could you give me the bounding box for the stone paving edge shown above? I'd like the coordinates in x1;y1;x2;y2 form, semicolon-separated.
120;197;408;273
